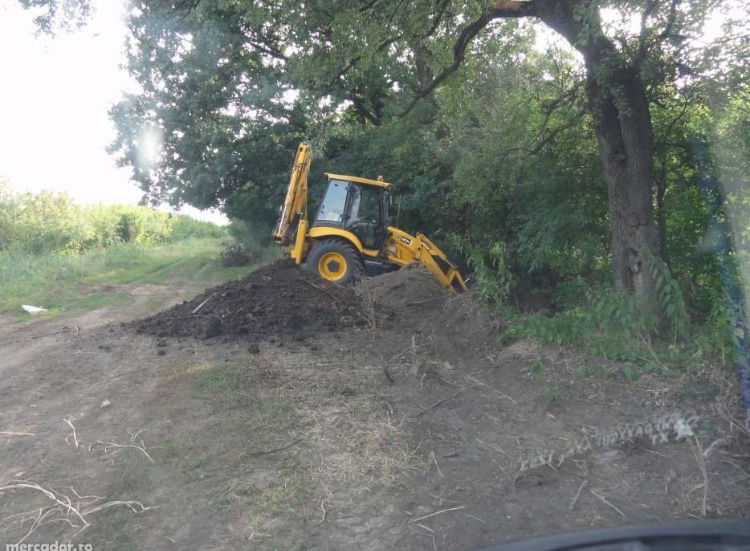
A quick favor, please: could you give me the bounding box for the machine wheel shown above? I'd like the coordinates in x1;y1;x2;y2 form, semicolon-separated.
309;239;363;285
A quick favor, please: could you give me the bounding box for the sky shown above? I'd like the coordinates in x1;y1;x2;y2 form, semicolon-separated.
0;0;226;223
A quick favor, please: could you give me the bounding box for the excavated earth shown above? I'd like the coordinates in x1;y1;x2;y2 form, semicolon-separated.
2;260;749;551
131;259;366;342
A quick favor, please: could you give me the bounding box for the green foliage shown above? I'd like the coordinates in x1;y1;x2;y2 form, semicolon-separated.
503;278;735;374
171;215;226;241
227;219;270;257
468;242;514;304
540;385;561;407
573;364;612;380
0;187;226;255
93;0;746;324
526;360;546;379
648;256;690;341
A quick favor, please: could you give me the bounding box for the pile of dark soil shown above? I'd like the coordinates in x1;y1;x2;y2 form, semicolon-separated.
132;259;364;341
359;264;504;357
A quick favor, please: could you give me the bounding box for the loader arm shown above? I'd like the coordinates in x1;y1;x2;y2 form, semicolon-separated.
272;142;312;247
384;227;468;291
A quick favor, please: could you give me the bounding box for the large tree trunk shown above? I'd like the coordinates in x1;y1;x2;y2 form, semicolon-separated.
588;66;658;295
534;0;658;298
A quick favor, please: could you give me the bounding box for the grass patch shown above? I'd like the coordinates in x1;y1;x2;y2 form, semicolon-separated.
525;359;546;379
249;472;309;528
501;286;734;375
88;507;139;551
191;363;244;394
573;363;613;380
0;238;265;316
540;385;561;407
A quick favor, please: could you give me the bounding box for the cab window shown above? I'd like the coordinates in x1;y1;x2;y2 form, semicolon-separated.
345;184;382;249
316;180;348;224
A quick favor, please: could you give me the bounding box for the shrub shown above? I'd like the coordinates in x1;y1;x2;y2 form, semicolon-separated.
0;188;226;254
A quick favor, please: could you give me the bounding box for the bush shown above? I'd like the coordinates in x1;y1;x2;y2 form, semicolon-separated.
502;278;733;373
226;219;270;257
220;244;254;267
0;188;226;255
171;215;227;241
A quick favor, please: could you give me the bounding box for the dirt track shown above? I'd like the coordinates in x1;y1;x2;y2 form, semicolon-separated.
1;264;749;550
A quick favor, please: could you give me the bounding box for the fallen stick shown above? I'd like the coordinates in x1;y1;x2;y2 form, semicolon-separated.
0;431;35;437
95;438;154;463
569;480;588;510
466;374;518;405
412;390;464;418
0;481;155;545
247;438;303;457
192;293;216;314
590;489;627;518
404;296;449;307
317;499;327;526
409;505;466;523
64;418;79;449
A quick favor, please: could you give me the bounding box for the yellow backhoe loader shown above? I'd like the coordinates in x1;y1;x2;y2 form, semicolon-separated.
272;142;467;290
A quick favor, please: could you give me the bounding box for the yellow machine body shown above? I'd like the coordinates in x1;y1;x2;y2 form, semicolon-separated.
273;143;467;291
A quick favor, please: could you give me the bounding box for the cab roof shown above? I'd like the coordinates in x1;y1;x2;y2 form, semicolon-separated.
324;172;391;189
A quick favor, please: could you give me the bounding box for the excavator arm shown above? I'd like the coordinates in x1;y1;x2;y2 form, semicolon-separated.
272;142;312;248
384;227;468;291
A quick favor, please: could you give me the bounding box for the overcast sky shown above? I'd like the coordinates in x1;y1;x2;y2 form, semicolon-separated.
0;0;226;222
0;0;137;200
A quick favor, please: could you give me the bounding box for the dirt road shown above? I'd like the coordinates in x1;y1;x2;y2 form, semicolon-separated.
1;266;749;550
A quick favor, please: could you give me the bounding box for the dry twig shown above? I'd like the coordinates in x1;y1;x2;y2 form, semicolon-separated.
0;480;156;544
590;489;627;518
191;293;216;314
247;438;303;457
317;499;327;525
94;430;154;463
410;505;466;523
412;390;464;418
690;437;709;516
63;417;79;449
569;480;588;510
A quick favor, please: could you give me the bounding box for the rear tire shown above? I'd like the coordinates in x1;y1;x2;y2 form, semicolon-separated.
309;239;363;285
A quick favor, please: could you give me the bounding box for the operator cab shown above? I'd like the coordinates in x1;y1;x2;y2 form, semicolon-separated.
313;173;391;251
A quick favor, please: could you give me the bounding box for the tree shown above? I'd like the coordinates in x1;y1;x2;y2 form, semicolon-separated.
279;0;716;297
19;0;741;301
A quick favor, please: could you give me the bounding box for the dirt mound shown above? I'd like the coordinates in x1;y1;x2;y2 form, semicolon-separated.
132;259;364;341
359;264;504;357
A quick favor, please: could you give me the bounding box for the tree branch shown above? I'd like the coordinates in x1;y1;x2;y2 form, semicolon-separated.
420;0;451;40
492;0;536;17
637;0;679;63
657;0;680;42
399;1;536;116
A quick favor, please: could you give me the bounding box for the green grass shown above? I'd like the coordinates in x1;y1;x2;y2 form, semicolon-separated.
0;238;264;316
540;385;561;406
573;363;613;380
525;359;546;379
191;363;244;394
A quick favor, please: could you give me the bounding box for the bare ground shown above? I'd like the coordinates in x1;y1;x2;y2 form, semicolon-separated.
1;269;749;550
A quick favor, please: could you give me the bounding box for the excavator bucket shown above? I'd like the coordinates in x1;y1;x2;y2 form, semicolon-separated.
412;233;468;292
